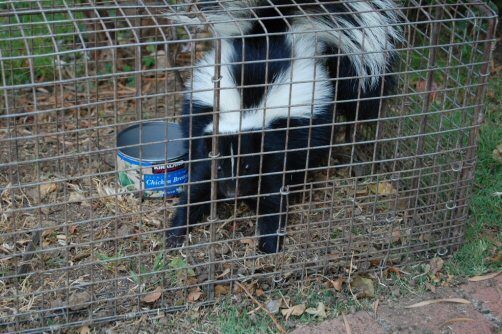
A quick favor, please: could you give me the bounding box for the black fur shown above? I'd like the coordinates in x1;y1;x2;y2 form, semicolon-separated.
167;0;397;253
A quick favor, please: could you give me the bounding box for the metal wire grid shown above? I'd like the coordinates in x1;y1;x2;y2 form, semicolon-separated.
0;0;497;332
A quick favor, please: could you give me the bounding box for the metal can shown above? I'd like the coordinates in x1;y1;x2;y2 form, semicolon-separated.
116;122;188;198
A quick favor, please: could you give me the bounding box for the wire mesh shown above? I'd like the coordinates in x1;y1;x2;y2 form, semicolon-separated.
0;0;497;332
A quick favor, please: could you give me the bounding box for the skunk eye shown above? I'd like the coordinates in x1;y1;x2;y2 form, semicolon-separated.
244;164;250;170
217;166;222;172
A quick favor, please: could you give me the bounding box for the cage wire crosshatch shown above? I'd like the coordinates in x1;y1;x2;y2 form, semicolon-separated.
0;0;497;332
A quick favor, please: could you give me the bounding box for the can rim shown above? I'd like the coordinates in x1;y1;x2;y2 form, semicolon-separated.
117;121;186;163
117;150;187;164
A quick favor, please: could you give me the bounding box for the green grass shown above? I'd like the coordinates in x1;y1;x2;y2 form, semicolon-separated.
218;303;274;334
446;74;502;276
0;1;88;86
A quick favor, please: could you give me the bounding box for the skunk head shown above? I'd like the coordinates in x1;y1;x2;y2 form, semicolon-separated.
212;132;261;199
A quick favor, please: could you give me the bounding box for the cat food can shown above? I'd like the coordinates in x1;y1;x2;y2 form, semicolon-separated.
116;122;188;198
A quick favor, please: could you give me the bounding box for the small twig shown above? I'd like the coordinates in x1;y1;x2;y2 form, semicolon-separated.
17;230;41;276
342;314;352;334
236;282;287;334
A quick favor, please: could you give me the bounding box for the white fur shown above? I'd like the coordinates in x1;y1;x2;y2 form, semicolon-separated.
167;0;402;90
202;37;332;134
189;40;241;115
292;0;403;89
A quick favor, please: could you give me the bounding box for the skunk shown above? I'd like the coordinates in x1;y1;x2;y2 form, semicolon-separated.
166;0;402;253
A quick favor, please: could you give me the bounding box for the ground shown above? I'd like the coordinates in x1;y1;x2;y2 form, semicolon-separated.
292;274;501;334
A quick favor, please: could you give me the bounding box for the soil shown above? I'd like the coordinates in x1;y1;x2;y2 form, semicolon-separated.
291;274;501;334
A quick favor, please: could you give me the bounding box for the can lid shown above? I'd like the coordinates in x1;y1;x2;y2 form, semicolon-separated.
117;122;187;162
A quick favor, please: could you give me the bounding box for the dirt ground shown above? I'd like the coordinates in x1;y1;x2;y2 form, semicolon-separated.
291;274;501;334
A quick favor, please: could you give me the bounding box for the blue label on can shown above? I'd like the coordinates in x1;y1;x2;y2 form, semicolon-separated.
144;167;188;196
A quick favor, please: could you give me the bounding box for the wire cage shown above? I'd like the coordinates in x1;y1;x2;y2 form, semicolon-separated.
0;0;497;332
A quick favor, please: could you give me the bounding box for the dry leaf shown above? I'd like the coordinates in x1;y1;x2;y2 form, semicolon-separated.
256;289;265;297
387;267;404;277
351;276;375;298
468;272;500;282
79;325;90;334
332;277;344;291
31;182;58;202
69;191;86;203
281;303;306;320
69;225;78;234
240;238;257;246
429;257;444;275
305;302;327;319
405;298;470;308
391;229;401;243
40;182;58;198
187;288;202;302
69;291;92;311
368;182;396;196
215;285;230;296
142;287;162;304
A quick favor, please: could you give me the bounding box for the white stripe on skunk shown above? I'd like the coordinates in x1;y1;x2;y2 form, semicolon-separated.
168;0;402;89
193;37;332;134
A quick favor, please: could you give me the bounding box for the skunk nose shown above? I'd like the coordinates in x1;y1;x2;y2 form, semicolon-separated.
225;190;235;198
224;186;239;199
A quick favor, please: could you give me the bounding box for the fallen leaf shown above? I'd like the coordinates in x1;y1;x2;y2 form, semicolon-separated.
69;225;78;234
30;182;58;202
387;267;404;277
256;289;265;297
405;298;470;308
141;287;162;304
429;257;444;275
240;238;257;246
305;302;327;319
187;288;202;302
281;303;306;320
69;291;92;310
266;299;282;314
468;272;500;282
215;284;230;296
391;229;401;243
439;317;474;328
40;182;58;198
332;277;344;291
79;325;90;334
69;191;86;203
368;182;396;196
350;276;374;298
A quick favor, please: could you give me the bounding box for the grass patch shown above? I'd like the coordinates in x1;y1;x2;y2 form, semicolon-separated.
446;73;502;276
0;1;87;86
